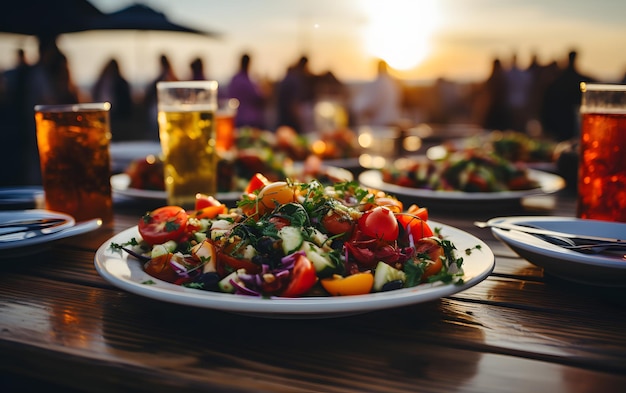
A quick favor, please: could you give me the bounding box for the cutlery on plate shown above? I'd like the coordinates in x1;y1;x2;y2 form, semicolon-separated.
0;217;70;236
474;221;626;244
0;217;68;229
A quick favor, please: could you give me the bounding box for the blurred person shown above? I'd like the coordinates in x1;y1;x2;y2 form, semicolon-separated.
505;53;532;132
478;57;511;131
276;55;316;133
227;53;268;129
143;54;178;140
92;58;133;140
17;38;80;185
352;59;402;127
189;57;206;80
541;50;596;141
0;48;32;186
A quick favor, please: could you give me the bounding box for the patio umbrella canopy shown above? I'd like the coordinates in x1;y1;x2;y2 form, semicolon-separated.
87;3;218;36
0;0;103;38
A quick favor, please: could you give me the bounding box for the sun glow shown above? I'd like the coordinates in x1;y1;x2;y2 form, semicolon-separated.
362;0;440;71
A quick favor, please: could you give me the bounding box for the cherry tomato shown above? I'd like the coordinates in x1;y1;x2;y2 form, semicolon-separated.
321;209;354;236
280;253;317;297
358;206;399;241
256;181;298;216
414;237;444;280
138;206;188;245
245;173;271;194
320;273;374;296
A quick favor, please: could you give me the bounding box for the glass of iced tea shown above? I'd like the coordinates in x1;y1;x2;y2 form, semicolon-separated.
216;98;239;154
34;103;113;223
157;80;218;209
577;83;626;222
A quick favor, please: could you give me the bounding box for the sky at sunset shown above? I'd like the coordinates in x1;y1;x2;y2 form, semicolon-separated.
1;0;625;92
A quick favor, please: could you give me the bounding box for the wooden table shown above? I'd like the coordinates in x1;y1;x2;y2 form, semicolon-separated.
2;188;626;393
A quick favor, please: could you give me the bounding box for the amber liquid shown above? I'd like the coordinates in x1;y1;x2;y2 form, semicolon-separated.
158;109;217;208
577;112;626;222
35;110;113;222
215;111;236;153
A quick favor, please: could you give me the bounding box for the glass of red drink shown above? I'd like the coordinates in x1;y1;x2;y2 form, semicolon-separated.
577;83;626;222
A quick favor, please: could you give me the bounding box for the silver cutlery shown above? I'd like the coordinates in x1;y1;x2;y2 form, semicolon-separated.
474;221;626;245
0;217;70;236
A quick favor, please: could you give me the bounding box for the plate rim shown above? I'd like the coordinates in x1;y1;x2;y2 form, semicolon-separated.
358;168;565;201
94;221;495;317
488;216;626;269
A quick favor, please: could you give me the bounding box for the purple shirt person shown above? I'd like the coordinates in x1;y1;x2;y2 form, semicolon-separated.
228;54;267;129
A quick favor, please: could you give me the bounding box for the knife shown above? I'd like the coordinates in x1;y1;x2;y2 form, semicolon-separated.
474;221;626;244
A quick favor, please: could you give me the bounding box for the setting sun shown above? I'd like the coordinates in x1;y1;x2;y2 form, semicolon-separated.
362;0;441;71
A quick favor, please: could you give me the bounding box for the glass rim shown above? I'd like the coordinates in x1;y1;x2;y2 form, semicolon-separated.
580;82;626;92
34;102;111;112
157;80;218;90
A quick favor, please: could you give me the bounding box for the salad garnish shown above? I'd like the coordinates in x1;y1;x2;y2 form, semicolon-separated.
111;176;476;298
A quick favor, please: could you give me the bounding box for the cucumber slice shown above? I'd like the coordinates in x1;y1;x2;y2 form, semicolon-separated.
301;241;335;277
218;270;240;293
373;261;406;292
278;226;304;255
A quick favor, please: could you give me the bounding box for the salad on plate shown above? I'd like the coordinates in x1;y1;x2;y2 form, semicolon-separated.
110;175;479;298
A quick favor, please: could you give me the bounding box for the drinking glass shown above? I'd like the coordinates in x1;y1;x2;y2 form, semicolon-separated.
157;80;218;208
215;98;239;154
34;102;113;223
577;83;626;222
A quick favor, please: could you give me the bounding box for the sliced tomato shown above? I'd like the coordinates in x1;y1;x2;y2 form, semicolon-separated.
216;253;261;276
256;181;298;216
245;173;270;194
194;204;227;219
406;205;428;221
143;253;179;283
195;193;223;210
358;206;399;241
138;206;188;245
320;273;374;296
414;237;445;280
396;213;433;241
280;253;317;297
321;209;354;236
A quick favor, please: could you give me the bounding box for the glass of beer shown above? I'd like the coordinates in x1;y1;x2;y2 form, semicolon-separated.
577;83;626;222
157;80;218;209
216;98;239;154
34;103;113;223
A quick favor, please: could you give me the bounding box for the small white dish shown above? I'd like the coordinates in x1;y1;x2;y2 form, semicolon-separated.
94;221;495;319
488;216;626;287
358;168;565;203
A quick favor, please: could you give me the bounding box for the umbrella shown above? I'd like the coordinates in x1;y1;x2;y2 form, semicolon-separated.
0;0;103;38
87;3;218;37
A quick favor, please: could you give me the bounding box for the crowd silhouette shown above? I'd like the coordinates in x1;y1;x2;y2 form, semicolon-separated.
0;39;620;186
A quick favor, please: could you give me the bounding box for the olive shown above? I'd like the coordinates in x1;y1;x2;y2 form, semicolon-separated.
381;279;404;292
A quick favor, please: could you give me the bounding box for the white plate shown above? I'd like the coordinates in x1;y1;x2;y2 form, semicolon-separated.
488;216;626;287
111;165;355;204
358;169;565;203
94;221;495;318
0;187;44;209
109;141;162;173
110;173;242;203
0;210;102;258
0;209;75;245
